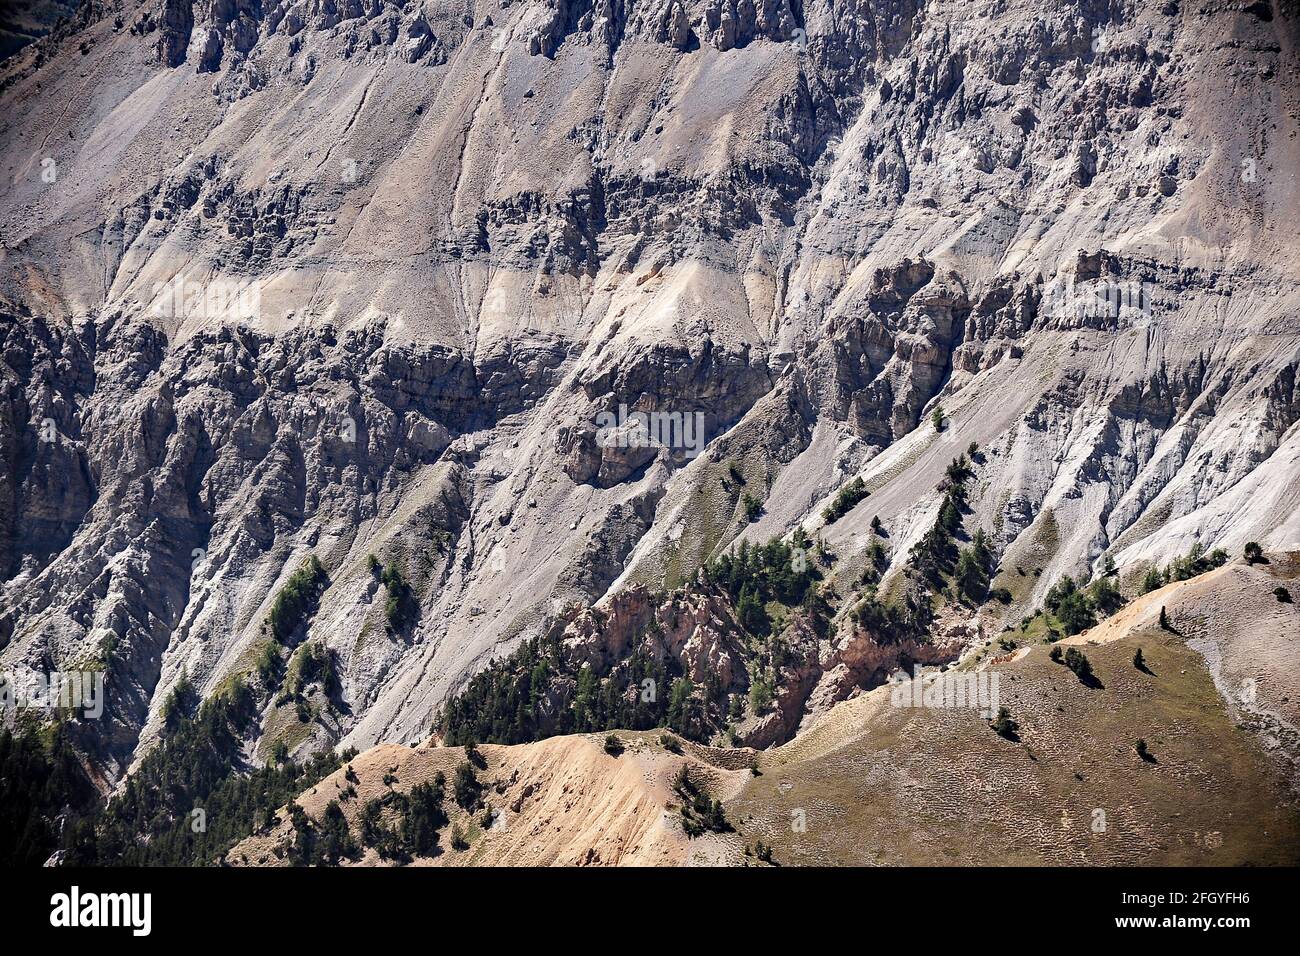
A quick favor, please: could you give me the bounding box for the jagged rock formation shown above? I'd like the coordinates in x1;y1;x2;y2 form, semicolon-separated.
0;0;1298;785
238;553;1300;866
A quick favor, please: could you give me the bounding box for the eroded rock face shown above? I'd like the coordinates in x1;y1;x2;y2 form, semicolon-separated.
0;311;560;773
155;0;195;67
522;579;978;749
567;583;752;688
144;0;769;79
799;610;975;734
1;0;1297;778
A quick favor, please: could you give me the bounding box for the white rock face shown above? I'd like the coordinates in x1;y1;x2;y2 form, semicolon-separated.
0;0;1296;777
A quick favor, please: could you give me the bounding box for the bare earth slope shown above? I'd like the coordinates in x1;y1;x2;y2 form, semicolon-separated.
229;734;752;866
241;554;1300;865
733;555;1300;865
0;1;1297;782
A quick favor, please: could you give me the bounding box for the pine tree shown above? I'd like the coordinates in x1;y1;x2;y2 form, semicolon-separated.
453;761;480;810
1141;566;1164;594
572;665;598;731
450;824;468;851
736;584;769;636
1056;590;1096;636
991;707;1018;740
288;803;315;865
1089;575;1124;615
1063;647;1093;681
955;545;989;603
667;678;697;737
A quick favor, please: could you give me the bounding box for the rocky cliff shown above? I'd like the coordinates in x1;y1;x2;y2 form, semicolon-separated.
0;0;1297;783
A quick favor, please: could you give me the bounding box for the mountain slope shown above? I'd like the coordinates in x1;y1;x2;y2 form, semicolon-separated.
0;0;1297;785
228;735;751;866
234;552;1300;866
731;553;1300;865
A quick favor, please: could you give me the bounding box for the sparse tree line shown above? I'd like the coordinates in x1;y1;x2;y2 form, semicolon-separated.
845;449;995;650
1019;542;1232;643
268;555;327;643
1138;542;1230;595
990;541;1271;756
0;552;349;867
439;448;1258;755
440;528;838;748
822;476;869;524
368;554;420;632
439;628;692;745
0;676;350;867
904;447;1012;609
291;766;454;865
257;554;339;727
0;481;1276;867
674;766;730;838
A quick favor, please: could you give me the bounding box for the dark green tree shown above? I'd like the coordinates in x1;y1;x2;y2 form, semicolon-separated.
453;761;481;810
